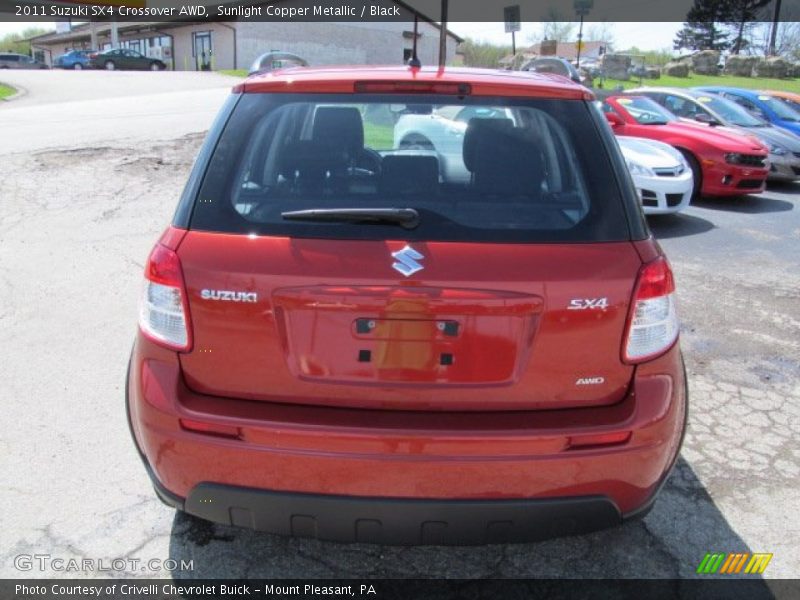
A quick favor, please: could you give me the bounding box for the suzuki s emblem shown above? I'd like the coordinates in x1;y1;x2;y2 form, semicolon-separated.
391;245;424;277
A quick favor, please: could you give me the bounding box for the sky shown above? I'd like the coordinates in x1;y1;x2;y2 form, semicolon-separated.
0;20;683;52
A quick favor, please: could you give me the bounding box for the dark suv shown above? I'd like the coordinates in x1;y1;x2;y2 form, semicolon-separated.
128;66;687;545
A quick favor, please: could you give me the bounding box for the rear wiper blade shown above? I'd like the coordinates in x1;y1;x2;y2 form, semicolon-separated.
281;208;420;230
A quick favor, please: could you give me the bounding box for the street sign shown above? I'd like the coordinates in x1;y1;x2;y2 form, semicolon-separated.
504;5;521;33
574;0;593;16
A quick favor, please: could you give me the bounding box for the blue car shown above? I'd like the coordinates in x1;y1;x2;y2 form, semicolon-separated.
694;86;800;138
53;49;94;70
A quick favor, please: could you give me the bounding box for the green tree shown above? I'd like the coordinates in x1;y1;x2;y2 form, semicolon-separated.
0;27;51;55
620;46;674;66
528;8;576;43
674;0;734;51
727;0;771;54
584;22;616;52
458;38;512;68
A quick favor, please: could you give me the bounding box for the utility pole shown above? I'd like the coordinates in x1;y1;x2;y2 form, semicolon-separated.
768;0;782;56
438;0;448;67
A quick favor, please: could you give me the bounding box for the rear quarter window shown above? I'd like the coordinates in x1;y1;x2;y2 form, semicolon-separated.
189;93;635;243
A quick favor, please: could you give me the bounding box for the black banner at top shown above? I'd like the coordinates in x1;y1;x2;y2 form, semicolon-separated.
0;0;799;23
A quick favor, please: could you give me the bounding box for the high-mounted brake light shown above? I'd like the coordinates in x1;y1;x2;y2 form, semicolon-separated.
354;81;471;95
623;256;679;363
139;244;192;351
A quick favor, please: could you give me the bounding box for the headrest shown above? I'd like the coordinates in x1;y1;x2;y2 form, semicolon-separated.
380;155;439;195
462;118;514;173
463;118;542;195
312;107;364;154
279;140;348;178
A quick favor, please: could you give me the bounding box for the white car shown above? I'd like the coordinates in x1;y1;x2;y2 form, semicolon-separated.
616;136;694;215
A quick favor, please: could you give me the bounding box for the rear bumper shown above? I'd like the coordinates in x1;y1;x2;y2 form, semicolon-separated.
184;484;621;545
128;335;687;544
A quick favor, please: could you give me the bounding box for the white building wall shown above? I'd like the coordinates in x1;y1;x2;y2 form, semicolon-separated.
235;21;458;71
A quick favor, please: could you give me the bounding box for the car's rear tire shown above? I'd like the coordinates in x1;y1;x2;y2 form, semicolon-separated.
104;60;116;71
150;62;161;71
679;150;702;200
73;63;83;70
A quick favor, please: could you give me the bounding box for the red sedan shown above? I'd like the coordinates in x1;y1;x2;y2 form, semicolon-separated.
601;94;769;198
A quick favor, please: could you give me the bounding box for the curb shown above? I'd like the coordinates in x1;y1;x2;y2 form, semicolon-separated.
0;81;27;103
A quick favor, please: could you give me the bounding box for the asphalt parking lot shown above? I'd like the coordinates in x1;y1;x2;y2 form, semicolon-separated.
1;72;798;581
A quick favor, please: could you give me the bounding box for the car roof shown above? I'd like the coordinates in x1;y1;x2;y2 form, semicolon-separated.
629;87;705;99
594;90;651;102
761;89;800;102
240;66;591;99
695;86;756;97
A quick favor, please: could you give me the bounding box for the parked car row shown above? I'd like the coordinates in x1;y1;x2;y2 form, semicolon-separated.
595;85;800;215
1;48;168;71
52;48;167;71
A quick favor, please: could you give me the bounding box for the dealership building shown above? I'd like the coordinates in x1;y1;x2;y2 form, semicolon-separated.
28;2;461;71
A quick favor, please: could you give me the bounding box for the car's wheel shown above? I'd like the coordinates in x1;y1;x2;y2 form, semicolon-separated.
679;150;702;200
149;62;161;71
73;63;83;70
104;60;116;71
399;134;435;151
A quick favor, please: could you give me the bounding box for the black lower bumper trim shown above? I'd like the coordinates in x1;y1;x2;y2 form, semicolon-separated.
185;483;621;545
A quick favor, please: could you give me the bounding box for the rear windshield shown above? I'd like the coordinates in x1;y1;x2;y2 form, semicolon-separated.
190;93;631;243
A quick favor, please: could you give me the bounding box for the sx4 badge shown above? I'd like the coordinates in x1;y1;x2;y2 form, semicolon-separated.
567;298;609;310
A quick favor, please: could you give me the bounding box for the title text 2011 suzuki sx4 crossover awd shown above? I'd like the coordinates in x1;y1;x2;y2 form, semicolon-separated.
127;66;687;545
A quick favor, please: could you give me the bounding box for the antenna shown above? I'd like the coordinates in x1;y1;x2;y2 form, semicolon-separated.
408;14;421;67
438;0;448;67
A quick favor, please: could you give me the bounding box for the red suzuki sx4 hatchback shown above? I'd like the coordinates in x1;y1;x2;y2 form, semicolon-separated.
127;66;687;545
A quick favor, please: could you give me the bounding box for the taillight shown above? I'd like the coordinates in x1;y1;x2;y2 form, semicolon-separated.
623;256;679;363
138;244;192;351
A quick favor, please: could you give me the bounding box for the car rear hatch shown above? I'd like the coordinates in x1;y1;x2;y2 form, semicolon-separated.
177;235;641;411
